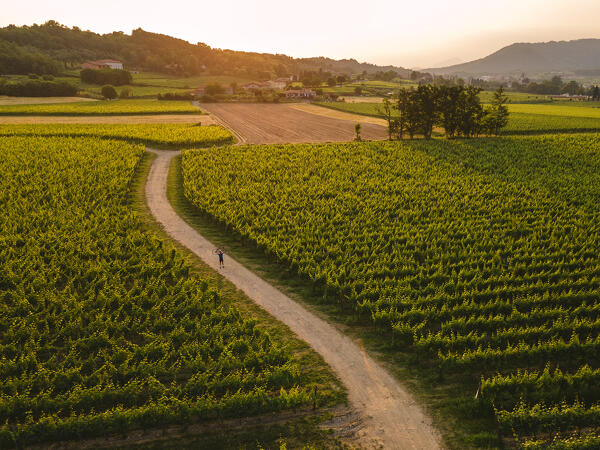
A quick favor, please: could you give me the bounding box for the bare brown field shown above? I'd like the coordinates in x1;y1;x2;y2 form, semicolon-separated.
0;114;212;124
0;96;98;105
200;103;388;144
290;103;388;127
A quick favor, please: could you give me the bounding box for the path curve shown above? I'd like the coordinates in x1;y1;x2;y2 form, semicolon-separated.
145;149;442;450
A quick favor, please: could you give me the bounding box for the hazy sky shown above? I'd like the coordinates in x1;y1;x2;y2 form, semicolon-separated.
3;0;600;68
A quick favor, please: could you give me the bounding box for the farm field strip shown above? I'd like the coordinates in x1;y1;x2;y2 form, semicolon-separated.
200;103;388;144
289;103;388;127
181;134;600;446
0;114;213;124
145;149;442;449
0;96;99;105
0;136;337;448
313;101;600;134
0;124;232;148
0;99;201;116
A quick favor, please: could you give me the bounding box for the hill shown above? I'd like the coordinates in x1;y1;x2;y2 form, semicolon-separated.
0;21;409;78
427;39;600;76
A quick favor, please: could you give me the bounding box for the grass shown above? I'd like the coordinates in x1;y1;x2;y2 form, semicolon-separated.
81;84;192;98
0;99;201;115
132;73;253;89
166;153;499;449
312;101;600;134
109;411;345;449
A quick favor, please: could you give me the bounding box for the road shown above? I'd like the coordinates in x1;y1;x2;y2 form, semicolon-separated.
145;149;442;449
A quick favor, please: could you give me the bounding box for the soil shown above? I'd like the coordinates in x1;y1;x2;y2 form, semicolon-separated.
199;103;388;144
145;149;442;449
290;103;388;127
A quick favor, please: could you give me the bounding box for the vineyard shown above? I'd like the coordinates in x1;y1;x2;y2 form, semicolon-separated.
0;136;339;447
0;124;234;148
0;99;200;115
182;134;600;447
313;102;600;134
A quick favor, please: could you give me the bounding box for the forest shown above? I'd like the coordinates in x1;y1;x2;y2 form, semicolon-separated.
0;21;408;78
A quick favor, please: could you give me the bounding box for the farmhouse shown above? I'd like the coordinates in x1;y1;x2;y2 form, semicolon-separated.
81;59;124;70
285;89;316;99
242;82;265;90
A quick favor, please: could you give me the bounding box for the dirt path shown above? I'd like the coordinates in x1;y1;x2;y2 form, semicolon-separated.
145;149;442;449
199;103;388;144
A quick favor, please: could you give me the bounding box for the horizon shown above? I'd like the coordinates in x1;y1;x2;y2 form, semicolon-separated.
3;0;600;69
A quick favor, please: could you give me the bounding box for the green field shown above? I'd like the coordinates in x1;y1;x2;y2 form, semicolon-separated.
182;134;600;448
0;99;201;115
313;101;600;134
321;79;418;96
478;91;552;104
48;71;252;98
0;135;340;448
0;124;234;148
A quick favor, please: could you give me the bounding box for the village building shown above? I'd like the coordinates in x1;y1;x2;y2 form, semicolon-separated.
81;59;124;70
285;89;317;99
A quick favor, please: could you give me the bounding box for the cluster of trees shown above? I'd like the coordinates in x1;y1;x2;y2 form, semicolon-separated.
300;70;348;87
0;40;61;75
80;68;132;86
379;86;509;139
511;76;596;96
0;21;409;79
373;70;400;81
0;77;77;96
157;92;194;101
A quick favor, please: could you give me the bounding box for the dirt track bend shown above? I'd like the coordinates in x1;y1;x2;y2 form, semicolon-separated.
145;149;442;450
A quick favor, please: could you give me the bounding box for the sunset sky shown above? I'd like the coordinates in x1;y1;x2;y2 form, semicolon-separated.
3;0;600;68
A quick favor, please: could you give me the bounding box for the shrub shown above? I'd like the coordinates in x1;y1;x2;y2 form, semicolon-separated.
0;79;77;97
101;85;118;100
80;68;132;86
157;92;194;101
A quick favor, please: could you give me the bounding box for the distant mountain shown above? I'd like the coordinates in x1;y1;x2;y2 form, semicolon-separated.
427;39;600;76
0;21;409;78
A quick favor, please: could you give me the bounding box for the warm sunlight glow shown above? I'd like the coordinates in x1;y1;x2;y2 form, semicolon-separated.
3;0;600;67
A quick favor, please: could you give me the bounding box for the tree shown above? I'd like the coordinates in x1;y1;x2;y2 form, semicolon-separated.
396;88;420;139
377;98;395;140
336;75;348;84
354;86;363;95
413;84;438;139
119;87;131;98
327;77;336;87
101;85;117;99
484;87;510;136
354;123;361;141
205;83;225;96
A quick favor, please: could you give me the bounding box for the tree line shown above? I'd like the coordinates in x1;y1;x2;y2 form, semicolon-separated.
0;21;408;80
378;86;509;139
0;77;77;97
